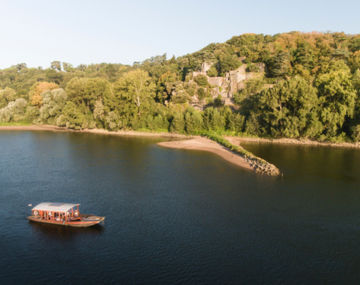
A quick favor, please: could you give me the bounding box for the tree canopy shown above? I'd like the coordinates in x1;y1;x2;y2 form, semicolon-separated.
1;32;360;142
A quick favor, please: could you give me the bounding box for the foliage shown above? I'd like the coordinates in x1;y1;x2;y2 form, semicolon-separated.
266;51;291;78
315;62;356;137
0;87;17;108
39;88;68;123
0;98;27;122
206;65;218;77
251;76;320;138
29;82;59;106
1;32;360;143
193;75;208;87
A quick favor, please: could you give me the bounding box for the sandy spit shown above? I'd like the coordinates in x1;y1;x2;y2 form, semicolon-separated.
226;136;360;149
158;137;253;171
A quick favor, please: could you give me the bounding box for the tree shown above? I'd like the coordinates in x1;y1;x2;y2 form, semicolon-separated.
184;108;204;134
215;52;241;76
66;77;112;112
266;51;291;78
62;62;73;72
45;69;64;84
253;76;320;138
50;61;62;71
112;69;155;110
0;87;17;108
156;71;178;103
110;70;156;128
39;88;67;123
0;98;27;122
59;101;89;130
315;63;356;137
203;107;226;132
169;112;185;133
29;82;59;106
293;41;315;69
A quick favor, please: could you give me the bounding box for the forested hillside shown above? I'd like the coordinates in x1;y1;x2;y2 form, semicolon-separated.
1;32;360;142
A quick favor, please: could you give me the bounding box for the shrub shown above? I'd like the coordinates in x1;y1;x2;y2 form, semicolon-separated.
206;65;218;77
194;75;208;87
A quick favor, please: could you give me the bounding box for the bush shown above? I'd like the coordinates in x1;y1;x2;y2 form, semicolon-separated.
246;63;260;72
197;87;206;101
206;65;218;77
194;75;209;87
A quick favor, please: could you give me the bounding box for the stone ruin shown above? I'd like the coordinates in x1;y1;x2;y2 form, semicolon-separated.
191;62;265;107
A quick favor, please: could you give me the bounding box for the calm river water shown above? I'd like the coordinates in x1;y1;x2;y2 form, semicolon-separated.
1;131;360;284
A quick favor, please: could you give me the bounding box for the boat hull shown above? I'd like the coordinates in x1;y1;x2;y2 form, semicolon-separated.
28;214;105;228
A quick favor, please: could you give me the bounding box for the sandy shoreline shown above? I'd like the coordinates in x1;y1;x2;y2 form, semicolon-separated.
0;125;190;138
158;137;253;171
226;136;360;149
1;125;360;149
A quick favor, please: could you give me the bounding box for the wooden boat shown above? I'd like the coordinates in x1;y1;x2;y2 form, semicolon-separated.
28;202;105;227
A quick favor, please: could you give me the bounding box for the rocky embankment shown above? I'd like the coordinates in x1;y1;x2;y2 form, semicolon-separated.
242;154;280;176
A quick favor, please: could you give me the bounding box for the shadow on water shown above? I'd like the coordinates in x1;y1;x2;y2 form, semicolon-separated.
29;221;104;241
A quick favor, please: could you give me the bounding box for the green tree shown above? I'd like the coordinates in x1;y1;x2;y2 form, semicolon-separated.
266;51;291;78
184;108;204;134
66;77;112;112
203;107;226;132
254;76;320;138
58;101;89;129
215;52;241;76
169;112;185;133
111;69;156;128
315;64;356;137
0;98;27;122
50;61;62;71
0;87;17;108
156;71;178;103
39;88;67;123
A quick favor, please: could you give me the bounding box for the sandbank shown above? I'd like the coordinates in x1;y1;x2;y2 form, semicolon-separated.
226;136;360;149
158;137;253;171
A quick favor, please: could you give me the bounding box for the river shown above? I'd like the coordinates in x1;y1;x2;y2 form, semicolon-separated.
0;131;360;284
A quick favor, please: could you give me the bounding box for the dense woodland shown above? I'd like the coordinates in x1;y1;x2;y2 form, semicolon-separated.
1;32;360;142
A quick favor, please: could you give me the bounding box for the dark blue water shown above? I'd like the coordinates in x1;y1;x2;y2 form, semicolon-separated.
1;132;360;284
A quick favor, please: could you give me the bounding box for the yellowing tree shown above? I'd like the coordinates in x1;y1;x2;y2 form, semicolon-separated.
29;82;59;106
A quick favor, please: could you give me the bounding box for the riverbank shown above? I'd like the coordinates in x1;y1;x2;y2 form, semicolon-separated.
0;124;280;175
0;125;190;138
226;136;360;149
2;124;360;149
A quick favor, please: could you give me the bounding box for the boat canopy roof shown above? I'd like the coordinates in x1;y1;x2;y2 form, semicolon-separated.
32;202;79;213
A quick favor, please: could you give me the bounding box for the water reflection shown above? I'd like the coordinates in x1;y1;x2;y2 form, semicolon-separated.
29;221;104;240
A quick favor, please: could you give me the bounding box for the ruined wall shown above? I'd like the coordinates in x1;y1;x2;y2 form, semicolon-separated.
191;62;265;106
